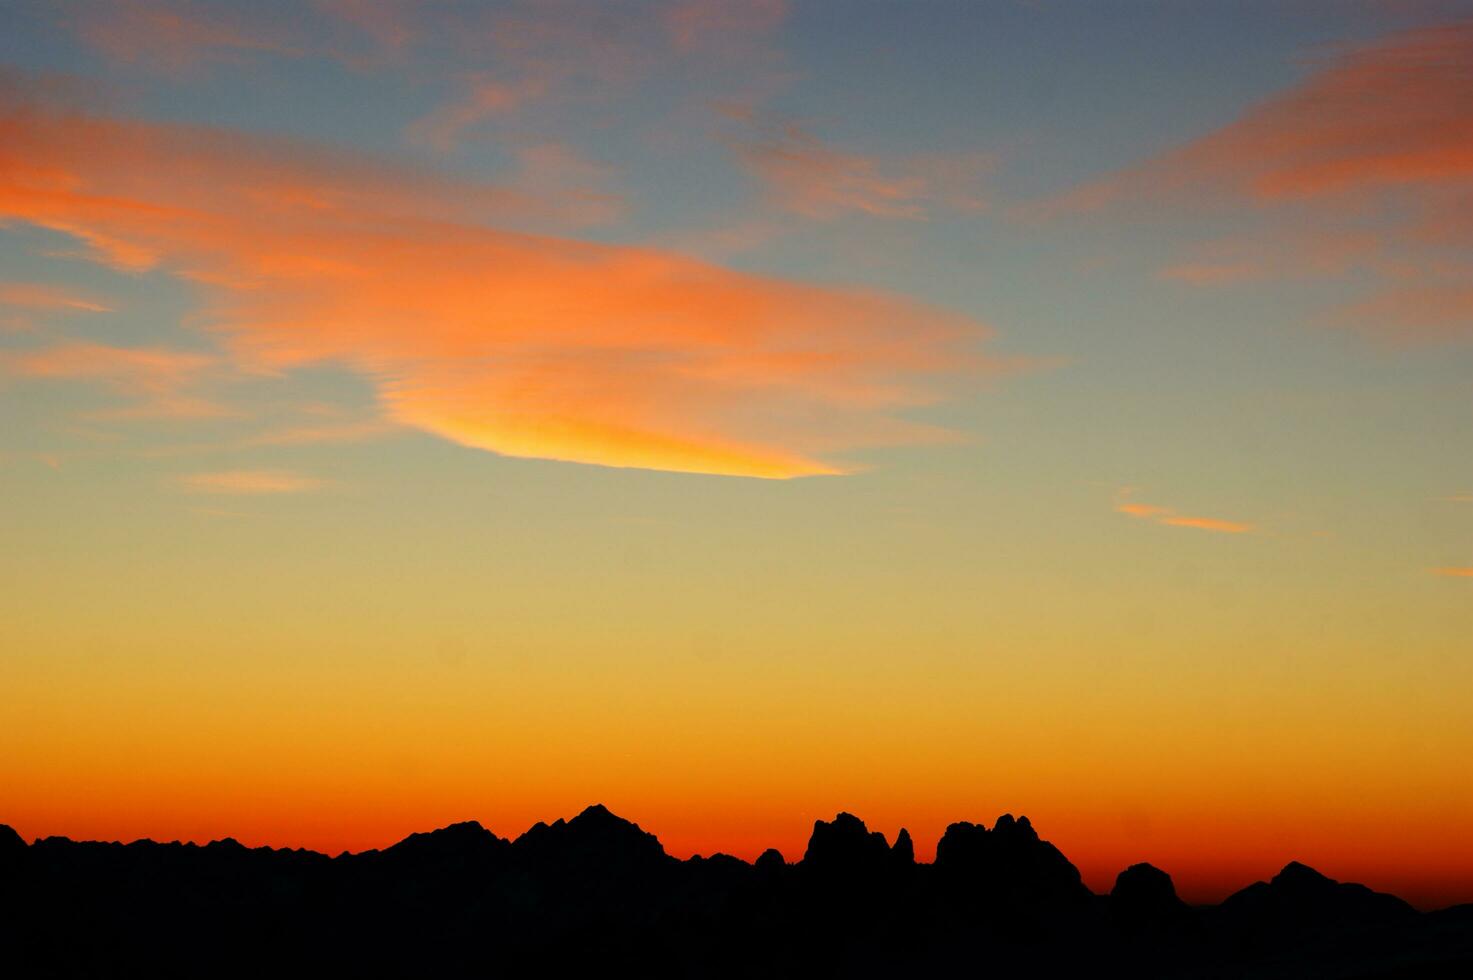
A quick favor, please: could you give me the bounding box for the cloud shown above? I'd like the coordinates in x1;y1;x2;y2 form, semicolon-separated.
0;81;995;478
1065;21;1473;208
74;0;302;73
1054;20;1473;342
1330;284;1473;343
1431;566;1473;578
1115;502;1172;519
405;76;546;152
734;123;992;221
1158;515;1255;534
1157;263;1261;287
664;0;787;52
401;0;791;154
1115;491;1254;534
0;282;112;312
242;420;402;447
2;341;229;419
179;469;322;494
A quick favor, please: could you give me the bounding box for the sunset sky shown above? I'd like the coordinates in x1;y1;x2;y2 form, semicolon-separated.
2;0;1471;908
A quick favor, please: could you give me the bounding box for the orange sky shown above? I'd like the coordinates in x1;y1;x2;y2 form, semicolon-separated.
1;1;1470;912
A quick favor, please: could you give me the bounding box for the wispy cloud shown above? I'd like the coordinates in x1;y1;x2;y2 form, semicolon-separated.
1158;515;1255;534
1115;490;1254;535
242;420;402;447
733;122;992;221
2;342;229;419
0;79;997;478
663;0;787;52
404;0;789;152
75;0;302;73
1052;19;1473;343
179;469;322;494
0;282;112;313
1431;566;1473;578
405;76;546;152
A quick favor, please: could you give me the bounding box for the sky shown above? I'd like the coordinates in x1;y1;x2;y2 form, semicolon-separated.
1;0;1471;908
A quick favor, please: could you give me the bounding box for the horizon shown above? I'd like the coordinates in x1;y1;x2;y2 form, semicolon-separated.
5;800;1469;912
2;0;1471;926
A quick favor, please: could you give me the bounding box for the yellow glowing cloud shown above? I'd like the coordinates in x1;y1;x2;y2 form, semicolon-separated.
0;82;990;478
1431;567;1473;578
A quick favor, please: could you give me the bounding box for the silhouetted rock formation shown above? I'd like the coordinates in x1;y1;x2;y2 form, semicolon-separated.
1113;862;1187;916
0;806;1468;978
934;812;1092;921
802;811;892;875
891;826;915;865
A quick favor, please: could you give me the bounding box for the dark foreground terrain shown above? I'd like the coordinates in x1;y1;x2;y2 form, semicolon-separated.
3;806;1471;977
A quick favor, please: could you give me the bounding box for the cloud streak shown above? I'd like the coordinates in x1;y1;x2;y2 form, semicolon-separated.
179;469;322;494
0;80;994;478
0;282;112;313
3;341;228;419
734;123;991;221
1115;491;1254;535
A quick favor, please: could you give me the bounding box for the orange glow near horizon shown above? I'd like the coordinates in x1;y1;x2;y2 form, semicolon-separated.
2;1;1471;924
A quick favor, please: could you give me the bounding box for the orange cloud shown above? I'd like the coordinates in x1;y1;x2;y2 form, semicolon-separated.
1070;21;1473;208
0;82;992;478
3;341;228;419
1057;20;1473;341
736;123;991;221
0;282;112;312
1159;516;1255;534
1115;502;1172;519
179;469;322;494
1115;492;1254;534
1330;284;1473;343
1431;567;1473;578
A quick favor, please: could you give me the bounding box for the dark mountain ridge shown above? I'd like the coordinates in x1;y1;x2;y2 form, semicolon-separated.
2;806;1469;977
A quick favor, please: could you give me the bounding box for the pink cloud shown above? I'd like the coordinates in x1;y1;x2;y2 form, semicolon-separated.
735;123;992;221
74;0;301;73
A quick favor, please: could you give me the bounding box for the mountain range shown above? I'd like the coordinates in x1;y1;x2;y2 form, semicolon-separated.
3;805;1470;977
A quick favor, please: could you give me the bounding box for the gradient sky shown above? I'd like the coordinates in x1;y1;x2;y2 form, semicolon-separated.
2;0;1471;908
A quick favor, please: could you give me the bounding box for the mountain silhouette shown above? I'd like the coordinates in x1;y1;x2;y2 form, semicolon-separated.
1;811;1469;977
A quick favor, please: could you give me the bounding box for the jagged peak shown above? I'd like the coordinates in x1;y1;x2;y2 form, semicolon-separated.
1;823;27;850
1273;860;1332;887
386;819;506;855
755;847;786;870
1112;862;1181;904
893;827;915;864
